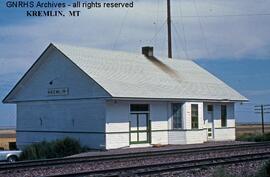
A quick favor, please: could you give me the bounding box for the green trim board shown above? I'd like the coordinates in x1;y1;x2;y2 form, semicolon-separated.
215;127;235;129
130;140;149;144
10;96;111;103
17;127;235;135
129;113;150;144
16;130;105;134
148;120;152;144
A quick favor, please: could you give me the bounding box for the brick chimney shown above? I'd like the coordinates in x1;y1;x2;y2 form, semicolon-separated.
142;46;154;57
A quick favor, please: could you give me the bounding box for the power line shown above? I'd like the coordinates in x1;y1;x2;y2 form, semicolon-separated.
254;104;270;134
171;22;182;59
172;13;270;18
192;0;211;59
149;20;167;43
172;22;188;59
154;0;161;48
177;0;189;59
112;8;130;50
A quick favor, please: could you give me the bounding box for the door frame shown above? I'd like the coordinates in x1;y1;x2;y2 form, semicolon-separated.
129;113;151;144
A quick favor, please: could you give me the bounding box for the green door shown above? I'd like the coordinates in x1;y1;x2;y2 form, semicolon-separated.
130;113;149;144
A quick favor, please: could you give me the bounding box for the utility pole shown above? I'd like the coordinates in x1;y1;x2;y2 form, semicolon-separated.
254;104;270;134
167;0;172;59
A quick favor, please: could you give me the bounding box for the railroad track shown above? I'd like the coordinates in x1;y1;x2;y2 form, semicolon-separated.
45;151;270;177
1;142;270;171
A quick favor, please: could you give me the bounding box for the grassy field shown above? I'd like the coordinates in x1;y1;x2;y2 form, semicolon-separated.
236;124;270;137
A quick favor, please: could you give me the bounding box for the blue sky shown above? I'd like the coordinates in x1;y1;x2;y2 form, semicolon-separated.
1;0;270;126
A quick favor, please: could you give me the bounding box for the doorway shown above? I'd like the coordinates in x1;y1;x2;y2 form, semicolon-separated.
130;113;149;144
207;105;214;139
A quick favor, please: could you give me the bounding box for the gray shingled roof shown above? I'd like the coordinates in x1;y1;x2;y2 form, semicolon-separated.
53;43;247;101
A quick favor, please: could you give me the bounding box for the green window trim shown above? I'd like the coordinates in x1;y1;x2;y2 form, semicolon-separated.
191;104;199;129
221;105;227;127
129;104;151;144
130;104;149;112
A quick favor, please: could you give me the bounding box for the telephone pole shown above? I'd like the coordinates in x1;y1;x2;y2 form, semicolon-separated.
167;0;172;59
254;104;270;134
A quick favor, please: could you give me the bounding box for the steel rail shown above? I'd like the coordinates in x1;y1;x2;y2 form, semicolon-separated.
1;142;270;171
44;151;270;177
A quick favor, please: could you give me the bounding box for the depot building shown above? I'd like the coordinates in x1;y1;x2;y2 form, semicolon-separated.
3;43;247;149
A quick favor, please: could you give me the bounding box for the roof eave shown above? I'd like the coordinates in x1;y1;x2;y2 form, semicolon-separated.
108;97;248;102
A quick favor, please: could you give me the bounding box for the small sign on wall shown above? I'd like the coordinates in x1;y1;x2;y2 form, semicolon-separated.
48;88;69;96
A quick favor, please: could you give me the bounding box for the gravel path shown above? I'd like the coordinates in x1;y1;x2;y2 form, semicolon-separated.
1;144;269;177
70;141;253;158
151;160;268;177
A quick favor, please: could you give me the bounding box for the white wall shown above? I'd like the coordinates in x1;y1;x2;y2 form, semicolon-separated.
16;97;236;150
168;101;207;144
185;130;208;144
17;99;106;149
168;131;186;144
212;103;235;128
184;102;204;129
105;100;130;149
149;102;169;145
214;128;236;141
203;102;236;141
8;48;110;102
105;100;169;149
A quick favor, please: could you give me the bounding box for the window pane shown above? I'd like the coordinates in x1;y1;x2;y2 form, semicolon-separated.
191;104;199;129
139;132;147;141
130;114;138;131
221;105;227;127
130;104;149;112
207;105;213;112
130;132;137;142
138;114;147;130
172;103;182;129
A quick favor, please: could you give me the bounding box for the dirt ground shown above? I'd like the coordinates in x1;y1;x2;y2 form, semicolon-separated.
0;130;16;150
236;124;270;137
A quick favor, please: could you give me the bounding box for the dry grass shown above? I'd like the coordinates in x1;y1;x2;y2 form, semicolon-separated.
236;124;270;137
0;130;16;150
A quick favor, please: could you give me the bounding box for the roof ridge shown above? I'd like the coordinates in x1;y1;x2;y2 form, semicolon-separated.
51;43;193;62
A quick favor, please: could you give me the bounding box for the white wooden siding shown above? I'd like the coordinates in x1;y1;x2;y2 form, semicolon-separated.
185;130;207;144
105;100;169;149
168;131;186;144
9;49;110;102
16;132;105;149
212;103;234;128
203;102;235;141
150;102;168;144
106;133;129;149
105;100;130;149
214;128;236;140
184;102;204;129
16;99;106;149
168;102;205;145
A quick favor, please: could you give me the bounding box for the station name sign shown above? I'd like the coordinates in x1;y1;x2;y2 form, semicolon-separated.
48;88;69;96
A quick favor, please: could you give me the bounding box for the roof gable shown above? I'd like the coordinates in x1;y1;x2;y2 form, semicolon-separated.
3;44;111;103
